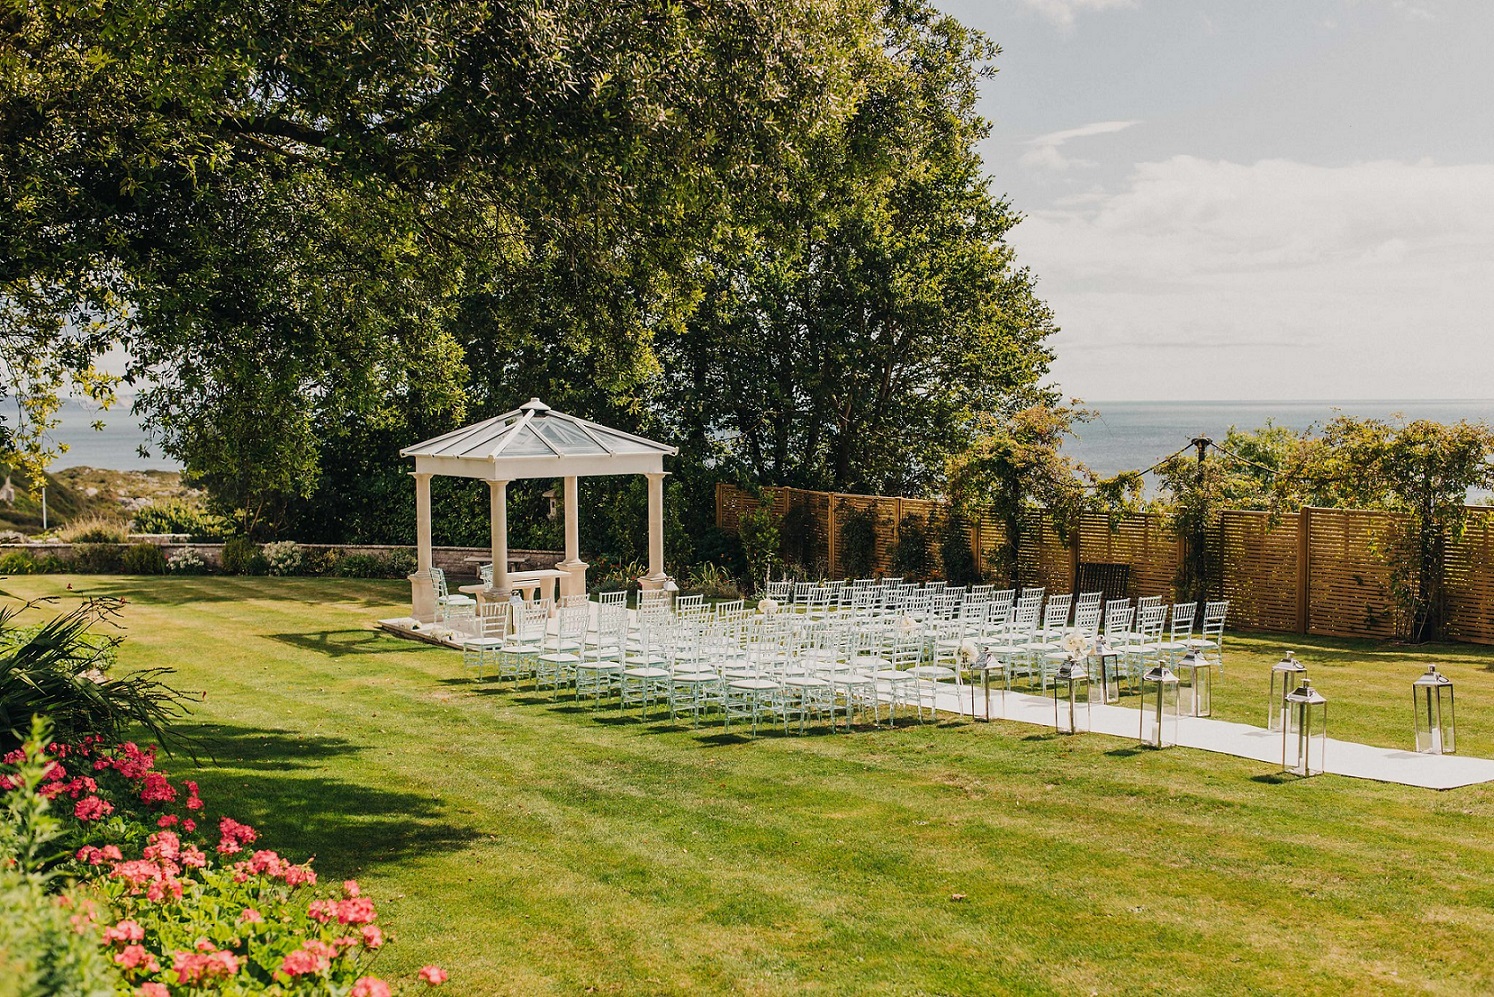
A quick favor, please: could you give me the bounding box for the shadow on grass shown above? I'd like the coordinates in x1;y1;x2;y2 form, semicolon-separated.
174;724;479;877
267;629;410;657
84;576;407;612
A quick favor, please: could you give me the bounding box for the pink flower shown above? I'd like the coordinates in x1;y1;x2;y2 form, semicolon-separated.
156;814;179;828
180;844;207;868
139;772;176;804
418;965;449;986
360;924;385;949
103;920;145;944
217;817;257;854
308;899;337;923
144;831;181;863
343;879;360;897
279;945;331;977
74;795;113;821
114;945;160;972
335;897;377;925
181;818;196;833
238;907;264;924
351;978;392;997
172;947;239;984
139;984;170;997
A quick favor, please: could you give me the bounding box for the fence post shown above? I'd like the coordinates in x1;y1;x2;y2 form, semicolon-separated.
1296;507;1312;634
827;494;839;578
1070;518;1083;595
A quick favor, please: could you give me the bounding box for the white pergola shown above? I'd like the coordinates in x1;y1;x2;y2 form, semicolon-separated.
400;398;677;622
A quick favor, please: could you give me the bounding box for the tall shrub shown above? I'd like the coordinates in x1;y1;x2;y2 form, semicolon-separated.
837;503;880;579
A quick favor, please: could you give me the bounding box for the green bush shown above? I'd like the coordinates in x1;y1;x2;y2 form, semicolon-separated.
220;536;265;575
837;503;881;579
70;544;124;574
889;513;935;581
738;505;782;592
58;514;129;544
939;512;981;586
262;540;303;576
684;562;742;600
119;543;167;575
165;548;207;574
332;552;395;578
0;551;37;575
0;600;191;752
131;498;233;541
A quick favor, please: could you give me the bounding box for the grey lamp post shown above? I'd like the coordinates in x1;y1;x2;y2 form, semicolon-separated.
1412;664;1455;755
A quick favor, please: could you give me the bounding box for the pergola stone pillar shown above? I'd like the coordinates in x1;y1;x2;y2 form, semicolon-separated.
408;471;437;623
557;475;588;598
487;479;510;597
640;471;669;590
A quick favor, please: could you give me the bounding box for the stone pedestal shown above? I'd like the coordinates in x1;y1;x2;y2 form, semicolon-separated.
409;571;438;624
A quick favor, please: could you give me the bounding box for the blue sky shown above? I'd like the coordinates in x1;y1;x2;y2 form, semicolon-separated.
934;0;1494;400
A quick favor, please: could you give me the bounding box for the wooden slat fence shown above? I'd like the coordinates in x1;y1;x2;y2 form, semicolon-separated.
716;483;1494;644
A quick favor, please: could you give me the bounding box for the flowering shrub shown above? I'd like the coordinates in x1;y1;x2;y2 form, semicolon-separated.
263;541;304;577
2;719;448;995
167;548;208;574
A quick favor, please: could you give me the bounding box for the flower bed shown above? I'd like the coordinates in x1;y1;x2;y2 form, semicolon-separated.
1;722;447;994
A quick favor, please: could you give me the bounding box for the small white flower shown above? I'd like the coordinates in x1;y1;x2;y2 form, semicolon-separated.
758;598;779;615
898;615;919;634
957;640;979;665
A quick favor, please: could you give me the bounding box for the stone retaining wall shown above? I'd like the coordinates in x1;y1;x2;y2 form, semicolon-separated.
0;542;561;580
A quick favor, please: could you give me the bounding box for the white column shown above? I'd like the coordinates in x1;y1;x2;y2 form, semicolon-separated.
408;472;437;623
557;475;588;598
488;479;510;595
641;471;668;589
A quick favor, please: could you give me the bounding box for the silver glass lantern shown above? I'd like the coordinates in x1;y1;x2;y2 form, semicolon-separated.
1139;660;1180;749
1268;651;1306;731
1282;678;1327;776
1412;664;1455;755
1176;649;1214;718
1090;638;1120;704
1052;656;1091;734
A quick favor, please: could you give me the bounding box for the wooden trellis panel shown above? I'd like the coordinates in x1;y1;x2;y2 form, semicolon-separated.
1304;508;1403;640
1076;512;1180;600
1218;510;1301;633
1446;509;1494;644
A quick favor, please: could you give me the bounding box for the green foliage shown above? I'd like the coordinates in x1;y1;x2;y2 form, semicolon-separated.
57;516;128;544
683;563;742;601
0;815;116;997
658;3;1056;498
836;504;881;579
737;505;783;592
947;405;1100;587
220;537;264;577
889;514;936;581
328;551;413;579
939;512;981;586
261;541;303;577
131;499;232;541
69;544;124;574
119;544;166;575
0;599;191;752
779;503;822;576
1297;417;1494;642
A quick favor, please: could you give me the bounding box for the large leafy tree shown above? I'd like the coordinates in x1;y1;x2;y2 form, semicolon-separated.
655;2;1057;499
1;0;871;530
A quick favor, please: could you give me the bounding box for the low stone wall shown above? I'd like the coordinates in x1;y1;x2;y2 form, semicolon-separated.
0;542;561;579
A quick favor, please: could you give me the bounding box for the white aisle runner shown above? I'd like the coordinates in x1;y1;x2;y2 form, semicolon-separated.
929;685;1494;790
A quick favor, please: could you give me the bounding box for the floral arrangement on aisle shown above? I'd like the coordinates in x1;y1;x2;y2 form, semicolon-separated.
1;718;448;995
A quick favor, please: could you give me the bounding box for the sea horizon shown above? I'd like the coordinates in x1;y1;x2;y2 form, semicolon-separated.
20;396;1494;478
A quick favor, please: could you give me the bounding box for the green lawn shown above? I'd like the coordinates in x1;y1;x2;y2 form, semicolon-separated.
6;575;1494;995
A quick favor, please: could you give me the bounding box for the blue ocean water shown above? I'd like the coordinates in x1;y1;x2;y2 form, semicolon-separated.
1066;400;1494;477
31;397;1494;480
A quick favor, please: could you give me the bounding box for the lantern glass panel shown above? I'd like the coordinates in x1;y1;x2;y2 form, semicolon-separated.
1139;663;1181;749
1412;665;1456;755
1177;650;1213;718
1268;652;1307;731
1052;658;1091;734
1282;679;1327;777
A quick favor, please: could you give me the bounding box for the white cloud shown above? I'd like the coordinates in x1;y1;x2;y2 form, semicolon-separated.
1014;0;1138;30
1011;157;1494;399
1020;119;1138;171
